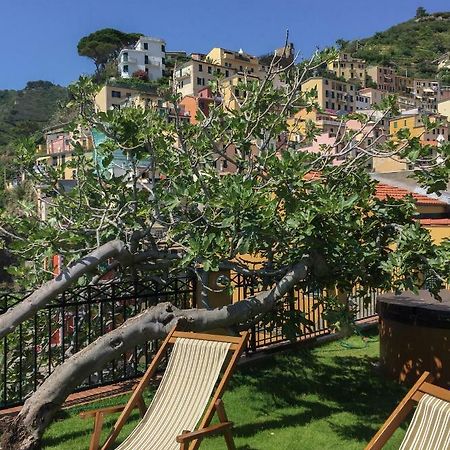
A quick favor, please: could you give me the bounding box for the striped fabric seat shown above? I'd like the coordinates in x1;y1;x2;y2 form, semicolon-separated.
116;338;231;450
399;394;450;450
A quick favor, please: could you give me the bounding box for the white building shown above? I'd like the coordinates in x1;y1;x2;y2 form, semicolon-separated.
118;36;166;81
355;92;371;110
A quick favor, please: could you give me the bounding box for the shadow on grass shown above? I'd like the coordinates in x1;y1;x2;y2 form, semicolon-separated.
229;334;406;442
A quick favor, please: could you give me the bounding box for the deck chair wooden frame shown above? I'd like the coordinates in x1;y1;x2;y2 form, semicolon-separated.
80;327;249;450
365;371;450;450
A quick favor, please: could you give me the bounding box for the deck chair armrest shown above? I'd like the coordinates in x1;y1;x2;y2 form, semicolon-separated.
79;405;126;419
176;421;233;443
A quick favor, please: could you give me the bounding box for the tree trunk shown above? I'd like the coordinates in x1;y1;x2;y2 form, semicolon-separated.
0;261;307;450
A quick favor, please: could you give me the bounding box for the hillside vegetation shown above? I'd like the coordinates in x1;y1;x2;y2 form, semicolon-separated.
0;81;67;150
342;11;450;79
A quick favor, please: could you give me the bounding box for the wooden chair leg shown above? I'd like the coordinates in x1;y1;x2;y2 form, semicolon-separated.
180;430;191;450
215;399;236;450
89;411;104;450
136;393;146;418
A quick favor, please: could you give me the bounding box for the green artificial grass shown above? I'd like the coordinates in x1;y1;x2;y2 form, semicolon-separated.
43;330;409;449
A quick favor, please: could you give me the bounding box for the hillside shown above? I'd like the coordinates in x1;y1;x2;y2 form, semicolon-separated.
0;81;68;151
342;11;450;79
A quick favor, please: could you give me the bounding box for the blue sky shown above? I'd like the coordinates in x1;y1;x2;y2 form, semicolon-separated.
1;0;449;90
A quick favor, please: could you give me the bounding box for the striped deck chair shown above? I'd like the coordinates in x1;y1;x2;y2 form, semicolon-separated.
80;327;249;450
365;371;450;450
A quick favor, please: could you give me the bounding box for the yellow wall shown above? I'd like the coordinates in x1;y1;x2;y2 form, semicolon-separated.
206;47;262;75
438;100;450;121
424;226;450;244
95;85;160;112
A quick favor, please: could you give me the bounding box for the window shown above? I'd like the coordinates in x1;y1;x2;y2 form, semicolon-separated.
225;70;229;77
162;57;165;65
52;156;58;166
199;64;203;72
145;68;149;74
325;90;329;97
325;79;329;85
331;102;335;110
208;66;212;74
111;90;121;98
161;44;165;52
197;77;204;86
143;42;148;50
126;92;131;98
61;155;66;165
123;65;128;73
223;159;228;168
326;101;329;108
122;52;128;62
394;122;398;128
239;65;243;71
145;55;149;64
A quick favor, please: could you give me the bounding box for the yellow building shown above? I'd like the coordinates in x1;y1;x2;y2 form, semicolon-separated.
373;113;449;173
375;182;450;244
327;53;366;86
219;73;261;111
94;82;160;112
438;99;450;121
174;58;235;97
206;47;263;76
287;108;341;141
301;77;357;114
389;113;448;143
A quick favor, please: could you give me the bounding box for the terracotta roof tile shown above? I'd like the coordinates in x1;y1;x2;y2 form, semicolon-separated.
375;183;445;205
419;218;450;226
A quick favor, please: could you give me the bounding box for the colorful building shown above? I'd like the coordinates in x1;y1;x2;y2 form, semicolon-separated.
206;47;263;76
366;66;396;92
94;82;159;112
36;124;93;181
373;112;449;173
174;58;235;97
300;77;357;114
179;87;218;124
327;53;366;87
358;87;386;107
375;182;450;243
118;36;166;81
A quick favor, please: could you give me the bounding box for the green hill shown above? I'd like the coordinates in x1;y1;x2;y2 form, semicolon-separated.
342;10;450;79
0;81;68;150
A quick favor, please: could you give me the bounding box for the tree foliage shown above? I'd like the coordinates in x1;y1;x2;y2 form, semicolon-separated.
0;53;450;449
77;28;142;73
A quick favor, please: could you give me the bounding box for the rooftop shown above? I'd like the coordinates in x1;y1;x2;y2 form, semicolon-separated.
375;183;446;205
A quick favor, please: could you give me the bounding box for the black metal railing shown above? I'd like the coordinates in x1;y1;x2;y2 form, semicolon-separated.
0;275;196;408
229;273;378;352
0;273;378;408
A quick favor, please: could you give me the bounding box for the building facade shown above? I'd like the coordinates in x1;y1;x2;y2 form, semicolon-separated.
206;47;262;75
174;58;236;97
118;36;166;81
327;53;367;87
366;66;396;92
94;82;159;112
301;77;357;114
